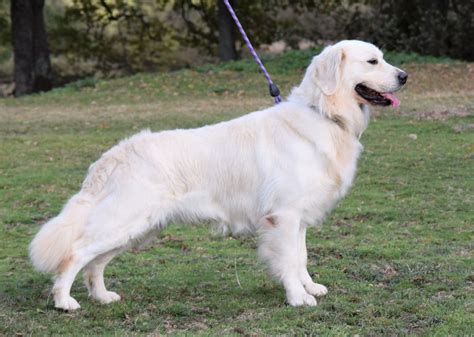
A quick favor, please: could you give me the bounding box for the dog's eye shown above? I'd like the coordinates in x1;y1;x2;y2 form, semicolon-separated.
367;59;378;65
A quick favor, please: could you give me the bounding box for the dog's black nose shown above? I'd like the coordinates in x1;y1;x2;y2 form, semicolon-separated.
398;72;408;85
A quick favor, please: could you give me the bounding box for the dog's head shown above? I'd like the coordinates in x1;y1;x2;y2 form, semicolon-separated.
311;40;407;107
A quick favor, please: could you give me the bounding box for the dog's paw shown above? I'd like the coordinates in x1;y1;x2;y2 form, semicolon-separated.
287;291;317;307
93;291;121;304
304;282;328;297
54;296;81;311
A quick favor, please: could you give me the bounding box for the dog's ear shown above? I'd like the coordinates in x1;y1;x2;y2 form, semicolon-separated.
312;46;345;95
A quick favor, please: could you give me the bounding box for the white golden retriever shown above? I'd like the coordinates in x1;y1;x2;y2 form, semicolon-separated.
30;40;407;310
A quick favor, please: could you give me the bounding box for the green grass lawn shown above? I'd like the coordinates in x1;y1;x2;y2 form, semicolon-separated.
0;51;473;335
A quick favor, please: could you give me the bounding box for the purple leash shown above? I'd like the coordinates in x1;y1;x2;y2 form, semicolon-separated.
223;0;282;104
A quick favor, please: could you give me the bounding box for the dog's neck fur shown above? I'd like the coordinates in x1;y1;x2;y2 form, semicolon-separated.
288;69;370;139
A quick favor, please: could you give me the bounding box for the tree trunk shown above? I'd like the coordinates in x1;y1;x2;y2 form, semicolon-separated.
32;0;53;92
11;0;52;96
11;0;34;96
218;0;237;61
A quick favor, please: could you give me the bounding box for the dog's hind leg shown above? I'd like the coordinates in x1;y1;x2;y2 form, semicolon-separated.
83;248;123;304
258;211;317;307
53;202;165;310
52;249;98;311
50;217;127;310
297;227;328;297
52;231;130;310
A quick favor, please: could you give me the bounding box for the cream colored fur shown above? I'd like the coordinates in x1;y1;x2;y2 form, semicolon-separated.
29;40;405;310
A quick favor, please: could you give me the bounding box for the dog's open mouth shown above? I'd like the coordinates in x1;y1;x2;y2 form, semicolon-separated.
355;84;400;107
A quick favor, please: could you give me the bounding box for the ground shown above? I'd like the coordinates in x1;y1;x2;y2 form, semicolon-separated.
0;50;473;335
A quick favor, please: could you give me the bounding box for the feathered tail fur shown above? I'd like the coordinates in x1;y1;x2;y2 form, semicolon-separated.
29;194;91;273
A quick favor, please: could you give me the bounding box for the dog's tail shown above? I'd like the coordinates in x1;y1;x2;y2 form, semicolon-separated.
29;193;91;274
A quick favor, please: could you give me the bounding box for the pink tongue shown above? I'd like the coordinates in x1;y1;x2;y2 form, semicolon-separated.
381;92;400;107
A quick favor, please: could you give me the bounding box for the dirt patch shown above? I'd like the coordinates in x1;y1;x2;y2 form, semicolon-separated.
401;106;472;120
452;123;474;133
402;63;474;94
370;63;474;120
432;291;454;300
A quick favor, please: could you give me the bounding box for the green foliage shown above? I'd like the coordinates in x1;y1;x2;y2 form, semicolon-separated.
196;48;322;74
1;0;474;85
0;1;9;45
374;0;474;61
0;0;10;67
196;48;459;75
173;0;325;54
3;0;469;83
382;51;459;65
64;76;98;90
47;0;179;75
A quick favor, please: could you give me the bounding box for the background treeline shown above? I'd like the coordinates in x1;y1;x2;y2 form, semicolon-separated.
1;0;473;87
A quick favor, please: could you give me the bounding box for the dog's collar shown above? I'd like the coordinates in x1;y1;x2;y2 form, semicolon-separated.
329;114;347;131
309;104;347;132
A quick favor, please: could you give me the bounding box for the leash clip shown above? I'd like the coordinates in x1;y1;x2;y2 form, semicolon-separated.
269;83;280;98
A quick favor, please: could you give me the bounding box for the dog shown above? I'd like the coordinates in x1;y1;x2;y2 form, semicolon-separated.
30;40;407;310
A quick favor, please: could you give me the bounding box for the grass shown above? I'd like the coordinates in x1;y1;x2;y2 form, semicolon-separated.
0;49;473;335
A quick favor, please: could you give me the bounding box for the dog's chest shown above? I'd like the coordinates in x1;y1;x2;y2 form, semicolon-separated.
299;139;362;222
333;140;363;195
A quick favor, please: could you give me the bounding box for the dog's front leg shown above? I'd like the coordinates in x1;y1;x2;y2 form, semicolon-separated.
258;211;317;306
298;227;328;297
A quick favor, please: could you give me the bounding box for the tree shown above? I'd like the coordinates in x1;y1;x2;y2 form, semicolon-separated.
11;0;53;96
50;0;174;75
175;0;281;62
218;0;237;61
